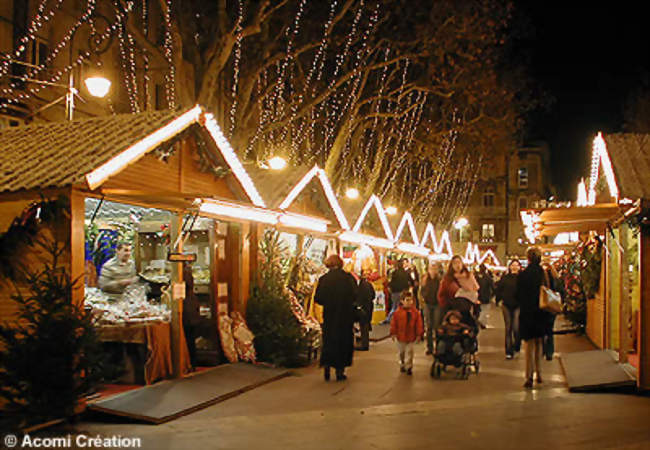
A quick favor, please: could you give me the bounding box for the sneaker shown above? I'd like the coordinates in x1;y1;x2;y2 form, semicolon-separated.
545;355;553;361
425;350;432;355
406;368;413;375
400;366;406;373
536;375;543;384
523;379;533;389
506;354;513;360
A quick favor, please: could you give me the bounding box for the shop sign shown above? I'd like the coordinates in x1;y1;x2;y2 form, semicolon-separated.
167;252;197;262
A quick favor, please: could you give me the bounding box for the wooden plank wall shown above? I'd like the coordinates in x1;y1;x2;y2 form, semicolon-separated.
586;255;607;349
639;229;650;389
0;191;73;323
101;138;237;201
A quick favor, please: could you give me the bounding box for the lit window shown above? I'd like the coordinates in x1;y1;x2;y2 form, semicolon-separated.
482;187;495;207
481;224;495;240
518;167;529;188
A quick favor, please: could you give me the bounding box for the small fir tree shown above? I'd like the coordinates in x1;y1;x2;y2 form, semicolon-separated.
246;230;312;367
0;201;108;429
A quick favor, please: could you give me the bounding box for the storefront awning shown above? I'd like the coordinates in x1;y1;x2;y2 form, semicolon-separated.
521;203;626;238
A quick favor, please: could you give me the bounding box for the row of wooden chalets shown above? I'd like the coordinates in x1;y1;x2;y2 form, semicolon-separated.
0;107;648;405
0;106;484;389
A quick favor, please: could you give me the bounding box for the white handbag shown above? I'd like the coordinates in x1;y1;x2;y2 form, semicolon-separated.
539;286;562;314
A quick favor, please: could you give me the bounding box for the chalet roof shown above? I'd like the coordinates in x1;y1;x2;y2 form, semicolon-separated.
0;106;266;207
246;163;309;208
603;133;650;200
0;109;180;194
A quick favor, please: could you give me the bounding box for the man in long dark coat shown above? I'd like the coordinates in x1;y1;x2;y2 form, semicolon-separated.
315;254;358;381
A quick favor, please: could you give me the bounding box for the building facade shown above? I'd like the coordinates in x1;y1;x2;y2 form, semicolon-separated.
1;0;170;128
452;141;554;265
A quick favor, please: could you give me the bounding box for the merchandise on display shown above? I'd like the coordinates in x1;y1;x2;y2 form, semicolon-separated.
85;285;171;325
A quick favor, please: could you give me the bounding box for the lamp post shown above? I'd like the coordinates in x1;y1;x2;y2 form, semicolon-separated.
65;12;114;120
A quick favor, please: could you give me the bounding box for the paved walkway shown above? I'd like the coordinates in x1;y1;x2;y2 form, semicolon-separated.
76;305;650;449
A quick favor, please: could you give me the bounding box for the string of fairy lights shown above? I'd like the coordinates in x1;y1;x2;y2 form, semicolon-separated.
1;0;487;224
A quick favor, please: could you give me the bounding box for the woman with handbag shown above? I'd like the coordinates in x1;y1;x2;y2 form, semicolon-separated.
516;247;547;388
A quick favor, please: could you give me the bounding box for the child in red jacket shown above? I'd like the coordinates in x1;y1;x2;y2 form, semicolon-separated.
390;291;424;375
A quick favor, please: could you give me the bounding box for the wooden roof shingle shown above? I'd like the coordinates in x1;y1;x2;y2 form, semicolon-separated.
0;109;183;194
603;133;650;200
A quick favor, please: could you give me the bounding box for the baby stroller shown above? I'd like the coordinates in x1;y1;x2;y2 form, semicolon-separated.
430;297;481;379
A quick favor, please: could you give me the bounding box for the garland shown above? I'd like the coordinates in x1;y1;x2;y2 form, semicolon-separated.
0;195;69;281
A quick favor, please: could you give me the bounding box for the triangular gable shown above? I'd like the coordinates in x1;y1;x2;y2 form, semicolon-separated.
394;212;420;245
84;106;266;208
352;195;394;241
278;165;350;230
464;242;481;264
463;243;502;267
420;223;453;257
587;132;619;205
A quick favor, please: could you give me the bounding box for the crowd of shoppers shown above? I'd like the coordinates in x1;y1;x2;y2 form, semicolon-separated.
312;247;564;387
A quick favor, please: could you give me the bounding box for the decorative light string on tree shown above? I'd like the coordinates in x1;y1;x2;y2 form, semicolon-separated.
229;0;245;138
163;0;176;109
0;0;65;78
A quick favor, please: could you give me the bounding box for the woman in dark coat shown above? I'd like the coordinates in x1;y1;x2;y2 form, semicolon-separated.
356;269;376;351
314;254;358;381
516;247;547;388
496;260;522;359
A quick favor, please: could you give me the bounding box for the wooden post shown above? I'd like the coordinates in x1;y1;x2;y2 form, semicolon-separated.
170;214;184;378
69;188;86;308
619;225;631;364
639;227;650;389
240;222;251;314
227;223;241;313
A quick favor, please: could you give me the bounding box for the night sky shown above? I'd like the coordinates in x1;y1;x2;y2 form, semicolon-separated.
520;2;648;199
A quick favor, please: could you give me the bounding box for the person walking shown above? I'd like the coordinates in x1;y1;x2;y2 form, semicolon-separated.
477;264;495;305
382;258;411;324
356;269;376;351
390;292;424;375
437;255;464;311
496;260;522;359
314;254;358;381
516;247;547;388
542;263;565;361
405;259;420;307
420;261;442;355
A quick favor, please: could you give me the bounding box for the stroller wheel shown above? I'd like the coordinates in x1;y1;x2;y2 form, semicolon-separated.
461;365;470;379
475;360;480;374
431;361;441;379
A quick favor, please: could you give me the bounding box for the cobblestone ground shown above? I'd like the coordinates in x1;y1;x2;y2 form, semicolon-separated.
69;304;650;449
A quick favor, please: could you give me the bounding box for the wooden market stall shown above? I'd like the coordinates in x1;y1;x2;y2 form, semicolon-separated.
0;105;266;383
521;132;650;390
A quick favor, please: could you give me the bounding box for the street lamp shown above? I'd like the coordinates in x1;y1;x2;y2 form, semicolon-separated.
345;188;359;199
64;13;114;120
454;217;469;230
268;156;287;170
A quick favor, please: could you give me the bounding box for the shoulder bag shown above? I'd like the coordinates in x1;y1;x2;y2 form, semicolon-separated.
539;271;562;314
